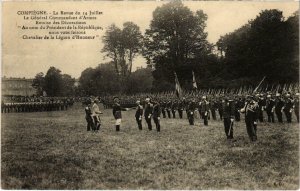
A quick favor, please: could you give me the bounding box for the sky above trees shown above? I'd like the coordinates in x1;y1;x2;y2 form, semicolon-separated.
2;1;298;78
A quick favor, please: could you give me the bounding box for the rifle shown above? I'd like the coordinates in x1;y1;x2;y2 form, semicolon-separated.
253;76;266;93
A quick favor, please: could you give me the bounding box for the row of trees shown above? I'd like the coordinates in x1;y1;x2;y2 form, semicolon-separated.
216;10;299;85
32;64;153;96
99;1;298;92
33;2;299;96
78;63;153;96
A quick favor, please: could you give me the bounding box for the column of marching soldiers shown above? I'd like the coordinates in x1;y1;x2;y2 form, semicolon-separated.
85;90;299;142
1;97;74;113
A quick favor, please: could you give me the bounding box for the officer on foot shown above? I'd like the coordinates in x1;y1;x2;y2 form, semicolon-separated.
210;98;217;120
161;100;167;118
200;96;209;126
217;97;224;120
135;100;143;130
166;100;172;118
152;100;161;132
265;94;275;123
222;96;235;140
171;100;177;118
283;93;293;123
112;97;129;132
241;95;259;142
85;100;94;131
178;98;184;119
259;94;266;122
275;93;284;123
144;97;153;131
92;99;103;132
187;99;196;125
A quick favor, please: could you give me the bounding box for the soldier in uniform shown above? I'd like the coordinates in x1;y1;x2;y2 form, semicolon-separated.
234;97;243;121
257;94;266;122
187;99;196;125
152;100;161;132
182;97;188;119
160;100;167;118
85;101;94;131
92;99;102;132
135;100;143;130
1;101;5;113
265;94;275;123
177;98;184;119
274;93;284;123
222;97;235;139
144;97;153;131
217;97;223;120
210;98;217;120
166;100;172;118
294;93;299;123
112;97;129;132
200;96;209;126
171;100;177;118
282;93;293;123
241;95;259;142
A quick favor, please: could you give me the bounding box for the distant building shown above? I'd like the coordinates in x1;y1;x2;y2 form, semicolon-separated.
1;77;37;96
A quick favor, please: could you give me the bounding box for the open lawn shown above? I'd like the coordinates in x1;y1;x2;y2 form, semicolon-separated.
1;103;299;189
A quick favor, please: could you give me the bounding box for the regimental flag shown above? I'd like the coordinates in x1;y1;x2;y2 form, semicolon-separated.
174;72;183;98
192;70;198;89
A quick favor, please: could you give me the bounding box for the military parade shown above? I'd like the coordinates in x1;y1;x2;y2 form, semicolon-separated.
2;1;299;189
1;97;74;113
78;83;300;142
3;86;299;143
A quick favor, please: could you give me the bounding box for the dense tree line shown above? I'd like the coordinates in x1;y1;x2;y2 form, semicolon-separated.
77;63;153;96
81;3;299;94
143;3;299;90
216;10;299;86
33;3;299;96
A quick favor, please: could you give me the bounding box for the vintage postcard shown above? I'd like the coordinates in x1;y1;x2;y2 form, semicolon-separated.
1;1;299;189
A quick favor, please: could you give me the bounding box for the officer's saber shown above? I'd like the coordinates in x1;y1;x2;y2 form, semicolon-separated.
227;120;233;136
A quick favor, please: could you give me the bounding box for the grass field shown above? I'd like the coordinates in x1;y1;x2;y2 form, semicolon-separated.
1;103;299;189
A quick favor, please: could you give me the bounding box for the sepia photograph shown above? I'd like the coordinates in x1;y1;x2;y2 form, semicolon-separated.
1;0;299;189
